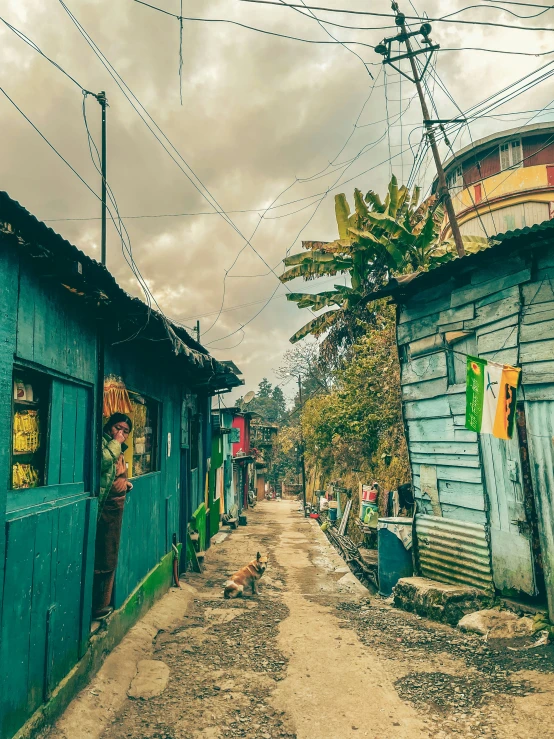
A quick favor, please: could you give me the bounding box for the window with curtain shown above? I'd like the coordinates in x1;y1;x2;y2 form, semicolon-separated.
500;139;523;171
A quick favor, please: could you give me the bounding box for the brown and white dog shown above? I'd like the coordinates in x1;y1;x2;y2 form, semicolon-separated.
223;552;268;599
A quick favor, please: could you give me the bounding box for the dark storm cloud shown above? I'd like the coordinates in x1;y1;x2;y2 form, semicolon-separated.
3;0;554;397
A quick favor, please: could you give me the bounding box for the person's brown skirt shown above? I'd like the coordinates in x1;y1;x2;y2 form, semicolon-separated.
92;491;127;613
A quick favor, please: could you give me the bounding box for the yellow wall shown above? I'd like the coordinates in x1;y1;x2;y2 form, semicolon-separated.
452;164;552;216
441;164;554;237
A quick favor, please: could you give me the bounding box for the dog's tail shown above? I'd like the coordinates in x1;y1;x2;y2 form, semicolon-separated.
223;580;243;599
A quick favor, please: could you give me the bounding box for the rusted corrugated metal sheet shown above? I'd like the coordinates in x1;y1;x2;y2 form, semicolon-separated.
416;514;493;591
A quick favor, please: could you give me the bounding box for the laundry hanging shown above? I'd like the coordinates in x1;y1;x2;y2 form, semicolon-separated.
465;356;521;440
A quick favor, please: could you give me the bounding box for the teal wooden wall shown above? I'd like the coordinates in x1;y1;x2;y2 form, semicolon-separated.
0;253;196;737
105;348;183;608
0;255;97;739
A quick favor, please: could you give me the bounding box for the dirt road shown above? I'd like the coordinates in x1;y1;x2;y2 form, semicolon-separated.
45;500;554;739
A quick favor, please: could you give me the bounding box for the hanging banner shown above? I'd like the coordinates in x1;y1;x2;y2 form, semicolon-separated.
465;356;521;440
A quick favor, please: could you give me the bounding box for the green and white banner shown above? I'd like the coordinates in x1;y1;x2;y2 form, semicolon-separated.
465;356;521;440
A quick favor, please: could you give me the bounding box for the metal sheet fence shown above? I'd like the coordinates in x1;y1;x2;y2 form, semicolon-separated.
416;514;494;591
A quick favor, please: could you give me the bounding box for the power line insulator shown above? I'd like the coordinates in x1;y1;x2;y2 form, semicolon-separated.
395;12;406;27
420;23;432;38
375;43;388;56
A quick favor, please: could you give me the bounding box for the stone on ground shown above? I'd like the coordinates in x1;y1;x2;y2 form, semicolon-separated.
459;609;534;638
127;659;170;700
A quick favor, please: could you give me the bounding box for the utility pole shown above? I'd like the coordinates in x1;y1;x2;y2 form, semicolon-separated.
298;375;307;517
89;91;109;266
375;4;465;257
195;320;201;344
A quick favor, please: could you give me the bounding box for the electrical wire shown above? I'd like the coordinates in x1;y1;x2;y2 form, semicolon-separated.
236;0;554;32
133;0;377;50
485;0;554;8
384;67;393;179
57;0;329;342
439;46;554;57
0;84;184;348
274;0;374;78
0;16;87;92
440;2;554;19
416;58;495;237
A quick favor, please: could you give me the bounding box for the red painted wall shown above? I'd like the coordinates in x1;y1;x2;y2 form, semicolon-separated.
522;134;554;168
232;415;250;456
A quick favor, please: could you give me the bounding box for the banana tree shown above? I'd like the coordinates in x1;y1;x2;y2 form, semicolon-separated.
281;176;487;344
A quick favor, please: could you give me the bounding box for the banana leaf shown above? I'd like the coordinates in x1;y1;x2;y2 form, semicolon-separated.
289;310;340;343
301;240;331;251
283;250;337;267
286;291;345;311
365;189;385;213
354;188;369;218
388;175;399;217
410;186;421;210
335;194;351;241
415;213;437;250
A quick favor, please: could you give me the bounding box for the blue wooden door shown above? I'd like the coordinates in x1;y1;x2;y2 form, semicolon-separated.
480;431;536;595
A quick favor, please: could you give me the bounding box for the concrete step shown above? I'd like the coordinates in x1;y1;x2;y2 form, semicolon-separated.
394;576;493;626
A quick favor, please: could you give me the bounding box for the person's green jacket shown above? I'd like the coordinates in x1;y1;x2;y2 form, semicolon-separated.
98;433;127;516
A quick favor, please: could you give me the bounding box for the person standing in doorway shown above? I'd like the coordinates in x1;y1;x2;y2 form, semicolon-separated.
93;413;133;619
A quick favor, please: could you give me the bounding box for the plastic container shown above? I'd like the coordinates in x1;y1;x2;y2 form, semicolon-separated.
328;507;338;522
377;517;413;596
360;501;377;521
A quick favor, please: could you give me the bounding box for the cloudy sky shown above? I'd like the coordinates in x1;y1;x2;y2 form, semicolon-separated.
2;0;554;400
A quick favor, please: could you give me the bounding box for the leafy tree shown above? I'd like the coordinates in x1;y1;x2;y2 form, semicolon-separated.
257;378;273;399
301;301;410;489
242;378;286;423
280;177;486;351
271;385;287;420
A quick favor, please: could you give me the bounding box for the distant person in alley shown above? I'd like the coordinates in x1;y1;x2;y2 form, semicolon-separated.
92;413;134;619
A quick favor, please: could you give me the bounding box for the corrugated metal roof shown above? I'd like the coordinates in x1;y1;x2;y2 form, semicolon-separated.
416;514;494;592
363;217;554;304
0;191;241;390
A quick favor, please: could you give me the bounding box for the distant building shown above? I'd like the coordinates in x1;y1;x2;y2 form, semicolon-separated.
250;419;279;500
436;123;554;239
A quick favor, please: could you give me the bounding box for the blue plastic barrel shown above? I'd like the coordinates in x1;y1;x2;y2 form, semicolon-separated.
377;517;413;596
328;507;337;522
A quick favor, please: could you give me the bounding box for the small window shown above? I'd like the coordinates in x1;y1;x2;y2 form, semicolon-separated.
447;165;463;196
129;394;159;477
447;333;477;386
11;369;50;490
500;139;522;171
474;184;482;204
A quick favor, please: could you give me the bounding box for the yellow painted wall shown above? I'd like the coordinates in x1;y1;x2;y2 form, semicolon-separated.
452;164;552;215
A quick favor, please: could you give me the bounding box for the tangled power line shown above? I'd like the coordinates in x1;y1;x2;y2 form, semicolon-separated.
3;0;554;346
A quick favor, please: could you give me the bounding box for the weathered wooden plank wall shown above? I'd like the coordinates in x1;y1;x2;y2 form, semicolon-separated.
398;255;533;527
0;254;97;739
398;243;554;607
106;346;183;608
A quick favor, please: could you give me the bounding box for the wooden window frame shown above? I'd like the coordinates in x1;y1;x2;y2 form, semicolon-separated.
499;139;523;171
127;391;161;479
8;362;93;513
446;165;464;196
